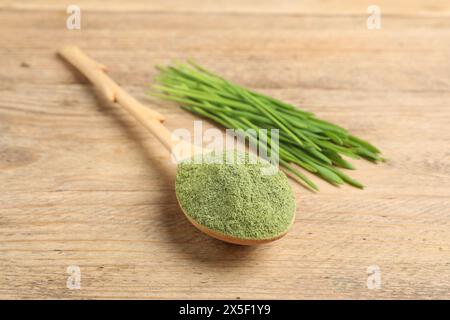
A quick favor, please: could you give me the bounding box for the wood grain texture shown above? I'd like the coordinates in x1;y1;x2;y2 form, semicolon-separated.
0;0;450;299
2;0;450;16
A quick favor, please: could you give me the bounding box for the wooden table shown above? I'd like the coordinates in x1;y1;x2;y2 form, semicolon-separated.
1;0;449;299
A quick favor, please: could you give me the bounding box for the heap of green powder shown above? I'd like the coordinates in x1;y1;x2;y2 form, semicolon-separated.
175;150;296;240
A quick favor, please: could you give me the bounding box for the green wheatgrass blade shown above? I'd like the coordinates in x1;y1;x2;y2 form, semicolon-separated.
278;107;312;118
252;125;320;174
280;138;335;168
186;60;229;84
184;105;229;129
293;149;361;187
272;111;309;129
151;91;271;125
175;103;355;186
187;102;355;188
176;63;241;97
280;150;318;173
239;86;314;117
160;62;344;140
274;122;360;187
170;65;226;92
307;117;348;134
229;116;319;191
304;147;333;165
158;66;324;148
322;149;355;170
283;147;346;186
325;131;345;145
151;89;263;120
302;130;331;140
189;99;273;125
237;87;306;148
248;133;321;190
326;165;364;189
267;126;360;187
280;160;319;191
234;89;321;150
154;84;258;113
348;135;381;154
185;60;306;119
152;61;383;190
314;166;345;186
314;140;361;159
354;147;383;162
179;103;359;186
282;119;322;150
287;146;330;168
232;125;320;191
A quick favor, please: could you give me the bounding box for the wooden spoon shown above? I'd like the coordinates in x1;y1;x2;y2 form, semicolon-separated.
59;46;293;245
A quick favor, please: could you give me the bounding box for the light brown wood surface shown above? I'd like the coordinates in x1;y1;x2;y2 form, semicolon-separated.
1;0;450;299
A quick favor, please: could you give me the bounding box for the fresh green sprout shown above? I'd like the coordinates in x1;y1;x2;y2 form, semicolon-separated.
149;61;384;191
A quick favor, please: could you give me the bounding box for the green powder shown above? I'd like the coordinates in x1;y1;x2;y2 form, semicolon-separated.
175;150;296;240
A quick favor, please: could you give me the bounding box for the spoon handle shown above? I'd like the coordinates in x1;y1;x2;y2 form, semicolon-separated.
58;46;177;152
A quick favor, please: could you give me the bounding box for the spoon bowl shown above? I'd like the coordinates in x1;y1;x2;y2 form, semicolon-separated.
174;150;296;245
179;204;295;245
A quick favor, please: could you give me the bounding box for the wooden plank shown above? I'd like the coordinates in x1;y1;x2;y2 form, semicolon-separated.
2;0;450;16
1;3;450;299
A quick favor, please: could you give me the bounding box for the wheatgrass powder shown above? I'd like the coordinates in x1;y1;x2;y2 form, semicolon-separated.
175;150;296;240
